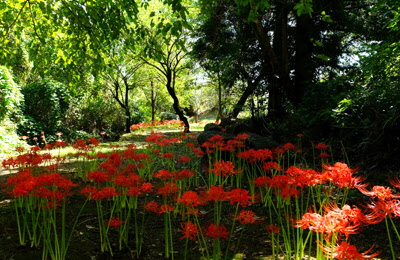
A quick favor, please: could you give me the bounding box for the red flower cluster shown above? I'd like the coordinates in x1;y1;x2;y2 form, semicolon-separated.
210;160;237;177
237;149;273;163
180;221;199;240
296;203;368;241
320;241;380;259
6;170;76;207
205;223;229;241
236;210;259;225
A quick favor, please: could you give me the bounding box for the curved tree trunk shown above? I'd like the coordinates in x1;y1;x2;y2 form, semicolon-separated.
166;72;190;132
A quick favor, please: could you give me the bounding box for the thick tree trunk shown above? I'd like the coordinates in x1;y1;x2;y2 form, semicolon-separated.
252;3;290;121
293;15;314;106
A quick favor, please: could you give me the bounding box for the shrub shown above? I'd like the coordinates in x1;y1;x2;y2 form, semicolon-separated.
19;80;71;142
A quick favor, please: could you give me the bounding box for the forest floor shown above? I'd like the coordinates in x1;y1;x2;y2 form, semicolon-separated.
0;129;399;260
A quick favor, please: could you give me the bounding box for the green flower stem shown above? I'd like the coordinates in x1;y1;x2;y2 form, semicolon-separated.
224;203;240;260
385;217;396;260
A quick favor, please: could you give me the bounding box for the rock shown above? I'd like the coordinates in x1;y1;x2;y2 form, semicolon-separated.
203;123;223;132
244;132;279;150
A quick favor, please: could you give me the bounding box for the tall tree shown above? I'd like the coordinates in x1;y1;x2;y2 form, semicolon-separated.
195;0;388;121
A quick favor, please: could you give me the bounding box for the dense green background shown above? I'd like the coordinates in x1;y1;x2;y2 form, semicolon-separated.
0;0;399;168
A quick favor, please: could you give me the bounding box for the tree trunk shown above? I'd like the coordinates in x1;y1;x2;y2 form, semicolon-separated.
150;80;156;122
166;72;190;132
125;109;131;133
230;78;260;119
293;15;314;106
252;2;290;121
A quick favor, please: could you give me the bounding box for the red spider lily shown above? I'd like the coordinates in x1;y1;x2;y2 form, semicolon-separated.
266;224;281;234
192;148;205;157
210;160;237;177
282;142;296;151
35;173;76;190
178;156;191;163
358;185;400;200
108;218;123;228
114;172;142;187
6;170;36;196
157;182;180;198
286;167;323;187
236;210;261;225
279;186;300;199
145;132;165;143
127;143;137;150
227;139;245;149
322;162;365;189
295;203;366;241
96;152;108;159
229;188;252;207
237;149;273;163
180;221;199;240
206;185;229;202
205;223;229;241
144;201;159;213
34;188;71;208
157;138;172;147
31;146;41;152
320;241;380;259
55;139;67;148
315;142;329;150
174;169;195;180
318;152;330;158
266;174;293;189
158;204;175;214
263;161;282;172
81;185;98;198
2;157;18;168
124;163;137;173
362;199;400;223
140;182;153;193
209;134;224;143
155;169;174;181
87;171;107;183
235;133;250;140
88;138;101;146
90;187;119;200
6;171;76;206
389;177;400;189
186;142;195;147
126;187;141;197
273;147;285;157
161;152;175;159
178;190;200;207
201;141;215;149
254;176;272;187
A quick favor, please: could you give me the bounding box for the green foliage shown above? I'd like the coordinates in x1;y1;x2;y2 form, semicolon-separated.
0;66;26;155
19;80;71;140
0;66;23;121
293;0;314;17
0;118;28;155
64;93;144;140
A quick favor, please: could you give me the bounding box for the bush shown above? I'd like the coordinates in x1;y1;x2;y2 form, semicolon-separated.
0;66;23;121
19;80;71;142
64;94;144;140
0;66;27;155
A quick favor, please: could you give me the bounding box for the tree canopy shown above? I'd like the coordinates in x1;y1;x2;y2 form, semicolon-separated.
0;0;399;160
